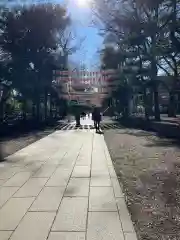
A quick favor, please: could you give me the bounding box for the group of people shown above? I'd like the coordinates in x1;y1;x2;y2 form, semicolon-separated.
74;107;102;132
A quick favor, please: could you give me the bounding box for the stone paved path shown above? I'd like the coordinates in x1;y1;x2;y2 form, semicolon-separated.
0;119;137;240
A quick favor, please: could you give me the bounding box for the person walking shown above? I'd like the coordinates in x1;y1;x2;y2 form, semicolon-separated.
82;112;86;120
92;107;101;132
92;110;95;128
75;112;80;127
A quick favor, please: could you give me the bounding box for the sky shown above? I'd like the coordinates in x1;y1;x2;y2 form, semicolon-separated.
64;0;103;70
47;0;103;70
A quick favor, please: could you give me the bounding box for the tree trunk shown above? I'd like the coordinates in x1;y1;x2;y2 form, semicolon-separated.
123;107;129;118
177;93;180;113
150;25;160;121
0;101;5;123
49;94;53;119
44;89;48;121
168;92;176;117
55;104;58;119
32;101;36;119
0;142;3;162
0;88;10;124
153;85;160;121
36;95;40;122
122;100;129;118
55;108;57;119
121;87;130;119
143;87;149;120
168;75;177;117
22;98;27;122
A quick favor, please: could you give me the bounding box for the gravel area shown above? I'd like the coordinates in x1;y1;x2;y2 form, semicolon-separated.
104;125;180;240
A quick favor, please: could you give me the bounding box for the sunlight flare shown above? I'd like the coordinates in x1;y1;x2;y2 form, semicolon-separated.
77;0;91;8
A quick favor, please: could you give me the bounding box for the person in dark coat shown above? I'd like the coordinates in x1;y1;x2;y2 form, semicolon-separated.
92;107;101;132
81;112;86;120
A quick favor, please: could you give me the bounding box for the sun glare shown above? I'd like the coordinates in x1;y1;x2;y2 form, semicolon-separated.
77;0;90;8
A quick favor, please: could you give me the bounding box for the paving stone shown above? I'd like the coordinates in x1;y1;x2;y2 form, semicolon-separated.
80;150;92;156
117;198;135;233
111;178;124;197
64;178;89;197
104;149;113;166
0;180;5;186
71;166;90;178
90;176;112;186
3;172;31;187
124;233;138;240
0;231;12;240
91;170;109;177
91;165;108;172
0;166;9;173
52;197;88;231
89;187;117;211
48;232;85;240
0;197;34;230
0;167;22;180
61;150;80;165
116;198;129;213
59;161;75;168
76;155;91;166
108;166;117;178
46;168;71;187
10;212;55;240
30;187;64;211
92;154;106;160
60;157;76;166
22;162;44;173
33;165;57;178
91;156;107;162
0;187;19;208
49;151;67;165
14;178;48;197
87;212;123;240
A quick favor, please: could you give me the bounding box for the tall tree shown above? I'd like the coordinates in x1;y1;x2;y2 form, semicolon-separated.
94;0;178;120
0;3;71;122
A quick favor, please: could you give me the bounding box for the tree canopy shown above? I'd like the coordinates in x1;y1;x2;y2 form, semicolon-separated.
94;0;180;120
0;3;78;124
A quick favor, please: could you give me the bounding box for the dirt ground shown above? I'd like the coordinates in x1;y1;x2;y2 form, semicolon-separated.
104;126;180;240
0;128;56;160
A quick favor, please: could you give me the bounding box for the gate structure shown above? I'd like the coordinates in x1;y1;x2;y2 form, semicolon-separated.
52;69;119;107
